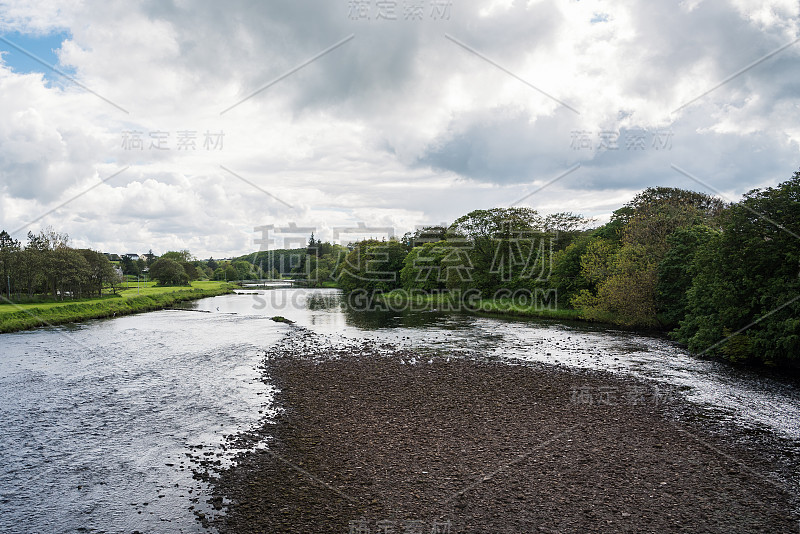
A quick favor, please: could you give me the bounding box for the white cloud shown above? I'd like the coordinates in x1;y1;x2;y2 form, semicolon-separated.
0;0;798;257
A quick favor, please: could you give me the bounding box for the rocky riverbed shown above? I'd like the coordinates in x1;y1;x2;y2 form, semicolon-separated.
198;328;799;533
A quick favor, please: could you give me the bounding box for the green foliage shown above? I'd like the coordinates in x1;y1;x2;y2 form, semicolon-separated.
149;258;189;286
570;187;724;329
212;264;238;281
449;207;544;240
656;226;716;327
0;230;20;299
578;238;618;286
594;244;659;327
400;242;471;291
401;226;449;249
181;262;200;281
161;250;194;263
549;235;592;308
675;171;800;367
593;206;633;243
0;227;123;301
120;255;141;276
79;249;119;296
307;250;343;287
233;261;253;281
446;208;585;295
337;239;407;293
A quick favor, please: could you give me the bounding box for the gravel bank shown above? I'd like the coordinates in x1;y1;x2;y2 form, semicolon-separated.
201;329;798;533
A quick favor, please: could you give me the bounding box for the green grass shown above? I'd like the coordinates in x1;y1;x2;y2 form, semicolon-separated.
118;280;224;297
0;282;235;333
378;289;584;321
472;298;583;321
0;294;119;313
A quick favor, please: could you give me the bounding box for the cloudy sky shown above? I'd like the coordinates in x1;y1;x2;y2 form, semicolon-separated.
0;0;798;257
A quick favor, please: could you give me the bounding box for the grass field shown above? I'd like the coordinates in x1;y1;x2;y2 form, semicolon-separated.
0;281;229;315
0;281;235;333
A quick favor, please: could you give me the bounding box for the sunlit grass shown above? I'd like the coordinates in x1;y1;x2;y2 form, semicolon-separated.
0;281;230;314
0;282;235;332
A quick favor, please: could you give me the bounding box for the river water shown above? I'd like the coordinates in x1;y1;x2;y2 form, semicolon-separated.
1;288;798;533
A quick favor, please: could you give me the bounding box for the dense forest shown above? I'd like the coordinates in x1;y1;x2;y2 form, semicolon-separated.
267;171;798;368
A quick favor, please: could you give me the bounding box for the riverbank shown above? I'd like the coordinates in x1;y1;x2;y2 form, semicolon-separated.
0;282;236;333
201;331;799;533
378;289;586;322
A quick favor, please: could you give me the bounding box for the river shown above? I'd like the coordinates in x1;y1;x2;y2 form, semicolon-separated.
1;288;798;532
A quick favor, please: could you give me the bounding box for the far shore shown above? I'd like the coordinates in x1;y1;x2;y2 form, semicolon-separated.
0;281;236;333
377;289;626;325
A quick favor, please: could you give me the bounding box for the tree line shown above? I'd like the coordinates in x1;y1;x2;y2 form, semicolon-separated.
9;169;795;366
301;171;798;368
0;234;255;300
0;228;123;300
234;235;349;286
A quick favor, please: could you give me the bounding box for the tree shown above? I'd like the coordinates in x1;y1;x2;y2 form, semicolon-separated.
52;248;90;300
0;230;20;299
400;242;460;291
79;249;116;297
449;208;540;294
401;226;449;249
233;261;253;280
307;250;342;287
181;262;199;281
675;171;800;366
108;266;124;294
307;233;319;257
149;258;189;286
550;234;592;308
16;247;43;298
28;227;73;300
594;244;659;327
337;239;407;293
161;250;194;263
655;226;716;327
143;249;157;266
571;187;724;327
199;264;214;280
542;212;593;233
120;255;141;276
448;208;590;296
213;263;238;281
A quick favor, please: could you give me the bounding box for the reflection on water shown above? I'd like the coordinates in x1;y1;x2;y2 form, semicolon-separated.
1;287;797;533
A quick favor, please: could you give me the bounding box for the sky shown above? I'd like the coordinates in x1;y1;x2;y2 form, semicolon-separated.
0;0;798;258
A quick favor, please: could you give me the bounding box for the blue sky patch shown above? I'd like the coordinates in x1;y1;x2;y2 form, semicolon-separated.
0;30;75;85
